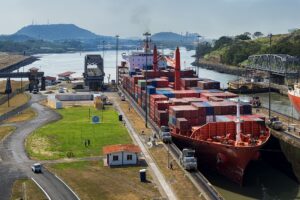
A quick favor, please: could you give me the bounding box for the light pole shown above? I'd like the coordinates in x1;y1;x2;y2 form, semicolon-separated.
268;34;272;118
21;65;24;90
116;35;120;86
143;32;151;128
167;142;170;168
196;34;201;76
107;74;111;85
102;40;105;60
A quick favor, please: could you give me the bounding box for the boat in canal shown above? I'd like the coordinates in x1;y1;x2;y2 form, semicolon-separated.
119;40;270;185
288;83;300;114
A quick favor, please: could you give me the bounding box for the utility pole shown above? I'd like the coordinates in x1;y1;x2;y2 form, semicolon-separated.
196;34;201;76
268;34;272;118
167;143;170;168
21;65;24;90
116;35;120;86
143;32;151;128
5;78;12;107
102;40;105;60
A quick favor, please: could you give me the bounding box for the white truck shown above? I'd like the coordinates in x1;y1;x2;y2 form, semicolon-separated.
179;148;197;171
31;163;42;173
266;116;283;131
159;126;172;143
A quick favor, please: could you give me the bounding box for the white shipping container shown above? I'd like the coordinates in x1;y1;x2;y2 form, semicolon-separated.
206;115;215;123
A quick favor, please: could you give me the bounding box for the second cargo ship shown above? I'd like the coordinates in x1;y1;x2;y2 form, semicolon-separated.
119;41;270;185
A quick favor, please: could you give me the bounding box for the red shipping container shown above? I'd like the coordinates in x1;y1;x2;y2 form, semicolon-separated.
176;118;190;130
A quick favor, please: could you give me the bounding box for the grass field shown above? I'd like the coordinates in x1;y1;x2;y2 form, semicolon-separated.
26;106;132;160
11;179;46;200
48;161;161;200
4;108;36;123
0;54;27;70
0;80;29;94
0;93;30;115
0;126;15;142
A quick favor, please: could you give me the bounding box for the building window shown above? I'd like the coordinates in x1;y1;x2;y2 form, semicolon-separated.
127;154;133;160
113;155;119;161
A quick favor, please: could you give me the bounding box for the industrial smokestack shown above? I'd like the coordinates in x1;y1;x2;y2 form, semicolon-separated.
153;45;158;74
174;47;181;90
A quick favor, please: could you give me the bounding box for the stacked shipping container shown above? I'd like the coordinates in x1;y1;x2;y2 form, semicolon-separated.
121;70;253;136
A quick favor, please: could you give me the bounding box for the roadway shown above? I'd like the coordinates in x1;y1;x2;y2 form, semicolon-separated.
0;93;78;200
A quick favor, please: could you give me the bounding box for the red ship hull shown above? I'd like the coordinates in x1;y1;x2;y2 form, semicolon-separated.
171;133;266;185
288;91;300;114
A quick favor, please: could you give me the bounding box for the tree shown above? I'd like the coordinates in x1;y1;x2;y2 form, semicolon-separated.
235;34;251;41
244;32;252;37
213;36;233;50
253;32;264;38
222;41;261;65
195;42;212;58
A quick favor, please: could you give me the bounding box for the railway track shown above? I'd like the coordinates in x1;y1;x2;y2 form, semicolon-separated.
118;86;223;200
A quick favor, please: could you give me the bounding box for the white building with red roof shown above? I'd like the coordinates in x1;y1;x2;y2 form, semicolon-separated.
103;144;141;166
58;71;75;81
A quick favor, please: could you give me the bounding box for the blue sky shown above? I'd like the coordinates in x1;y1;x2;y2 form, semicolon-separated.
0;0;299;38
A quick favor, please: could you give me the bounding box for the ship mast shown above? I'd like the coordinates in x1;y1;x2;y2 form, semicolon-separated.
235;98;242;143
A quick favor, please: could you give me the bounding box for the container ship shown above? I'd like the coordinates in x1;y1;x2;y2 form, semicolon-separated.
288;84;300;114
118;42;270;185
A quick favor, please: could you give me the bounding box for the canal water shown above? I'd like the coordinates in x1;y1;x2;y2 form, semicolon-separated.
23;48;300;199
23;48;298;120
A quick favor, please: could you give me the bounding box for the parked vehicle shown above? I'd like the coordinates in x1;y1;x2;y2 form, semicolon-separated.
179;149;197;171
31;163;42;173
32;89;38;94
250;96;261;108
266;116;283;130
159;126;172;143
121;94;125;101
105;100;113;105
58;87;64;93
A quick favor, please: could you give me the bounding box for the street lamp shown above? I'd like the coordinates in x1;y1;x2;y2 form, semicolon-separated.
116;35;120;86
143;32;151;128
196;34;201;76
268;33;272;118
102;40;106;60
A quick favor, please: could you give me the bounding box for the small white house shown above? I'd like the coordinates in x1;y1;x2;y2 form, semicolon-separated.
103;144;141;166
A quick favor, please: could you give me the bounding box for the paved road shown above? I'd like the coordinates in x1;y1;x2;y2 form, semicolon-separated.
0;94;78;200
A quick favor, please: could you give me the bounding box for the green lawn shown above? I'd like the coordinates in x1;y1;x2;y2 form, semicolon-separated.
48;161;161;200
11;179;47;200
26;106;132;160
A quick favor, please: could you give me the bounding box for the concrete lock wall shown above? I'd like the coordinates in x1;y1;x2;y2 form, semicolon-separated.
48;95;62;109
55;94;93;101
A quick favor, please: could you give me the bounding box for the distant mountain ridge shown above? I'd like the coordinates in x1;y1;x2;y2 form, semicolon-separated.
14;24;100;41
0;24;201;53
0;34;34;42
